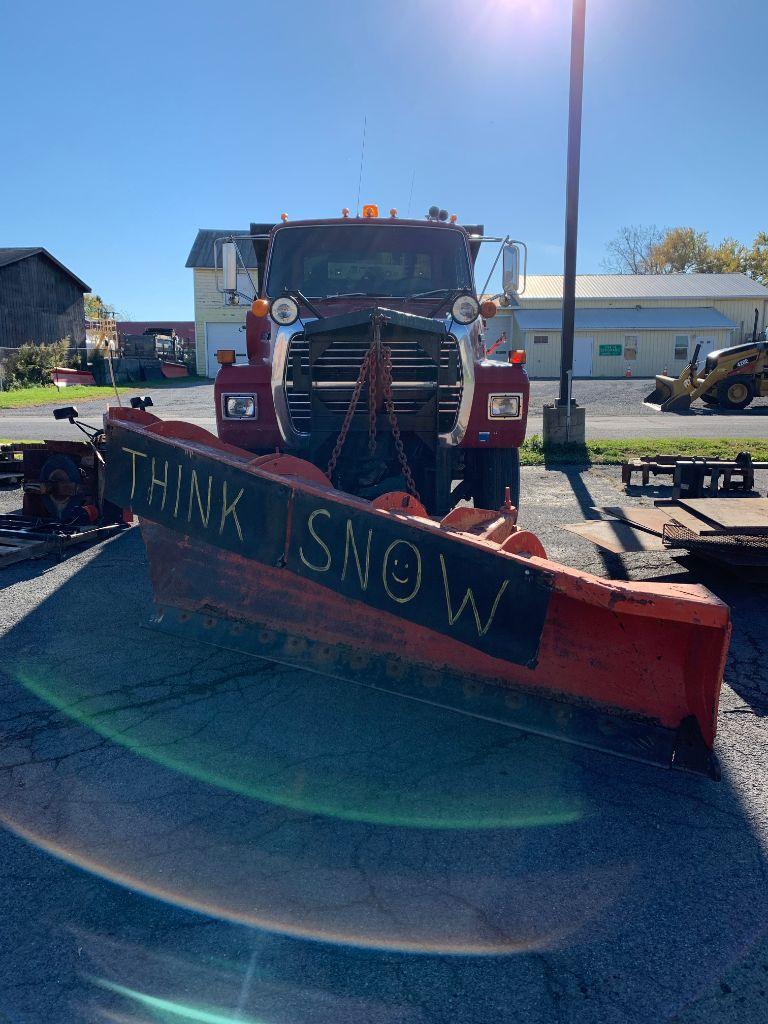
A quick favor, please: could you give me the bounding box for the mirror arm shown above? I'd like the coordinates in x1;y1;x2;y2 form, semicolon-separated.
477;235;510;301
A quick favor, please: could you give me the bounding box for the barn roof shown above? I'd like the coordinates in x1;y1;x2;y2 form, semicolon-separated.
185;230;261;269
0;247;90;291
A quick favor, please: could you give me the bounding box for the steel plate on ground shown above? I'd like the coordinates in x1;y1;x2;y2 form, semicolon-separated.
597;506;678;537
676;498;768;530
563;520;666;554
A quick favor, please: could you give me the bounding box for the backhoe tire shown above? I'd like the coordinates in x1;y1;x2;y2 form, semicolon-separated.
700;392;719;407
717;376;754;410
471;448;521;512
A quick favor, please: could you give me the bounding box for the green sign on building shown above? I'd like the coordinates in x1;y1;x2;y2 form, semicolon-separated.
599;344;622;356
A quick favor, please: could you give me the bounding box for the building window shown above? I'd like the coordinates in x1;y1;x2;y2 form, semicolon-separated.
674;335;689;359
533;335;549;345
624;334;638;360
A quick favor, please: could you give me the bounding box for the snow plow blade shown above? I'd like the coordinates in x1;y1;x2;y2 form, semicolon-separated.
104;408;731;779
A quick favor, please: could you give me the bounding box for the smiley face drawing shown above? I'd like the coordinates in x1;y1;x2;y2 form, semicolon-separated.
382;540;422;604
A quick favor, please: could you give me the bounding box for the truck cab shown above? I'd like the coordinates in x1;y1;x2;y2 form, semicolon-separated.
214;207;529;514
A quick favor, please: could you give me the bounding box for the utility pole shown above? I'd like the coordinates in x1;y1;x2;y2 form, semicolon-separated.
544;0;587;444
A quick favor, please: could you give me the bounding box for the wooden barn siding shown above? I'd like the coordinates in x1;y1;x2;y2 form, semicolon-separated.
0;256;86;348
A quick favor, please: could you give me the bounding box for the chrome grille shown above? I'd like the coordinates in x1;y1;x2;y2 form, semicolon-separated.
285;331;462;434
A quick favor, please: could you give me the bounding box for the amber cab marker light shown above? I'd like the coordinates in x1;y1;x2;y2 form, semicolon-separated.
509;349;526;365
480;300;497;319
362;204;379;218
251;298;270;318
390;208;398;218
280;212;289;222
342;208;350;218
216;349;236;365
450;214;458;223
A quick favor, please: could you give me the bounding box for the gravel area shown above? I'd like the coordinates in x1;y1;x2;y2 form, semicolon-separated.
0;466;766;1023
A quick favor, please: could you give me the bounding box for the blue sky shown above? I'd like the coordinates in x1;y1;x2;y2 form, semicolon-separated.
1;0;766;319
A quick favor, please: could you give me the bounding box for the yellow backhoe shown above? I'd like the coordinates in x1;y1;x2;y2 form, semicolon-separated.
645;329;768;413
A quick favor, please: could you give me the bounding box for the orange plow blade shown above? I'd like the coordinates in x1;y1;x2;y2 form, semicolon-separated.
104;409;730;779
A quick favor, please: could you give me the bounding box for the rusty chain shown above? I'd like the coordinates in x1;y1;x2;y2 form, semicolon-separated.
381;345;421;501
326;315;421;501
326;349;372;479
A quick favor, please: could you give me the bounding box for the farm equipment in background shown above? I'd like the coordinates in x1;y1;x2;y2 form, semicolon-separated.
645;309;768;413
0;406;131;568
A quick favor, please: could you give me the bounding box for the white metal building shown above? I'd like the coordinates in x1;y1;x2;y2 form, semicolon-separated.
483;274;768;378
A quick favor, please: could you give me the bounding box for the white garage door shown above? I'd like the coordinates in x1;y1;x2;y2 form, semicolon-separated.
205;323;248;378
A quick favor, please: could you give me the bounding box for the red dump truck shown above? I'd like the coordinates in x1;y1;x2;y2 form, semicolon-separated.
212;206;528;514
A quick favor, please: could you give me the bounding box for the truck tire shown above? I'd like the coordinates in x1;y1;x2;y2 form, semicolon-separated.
472;448;521;511
717;376;754;410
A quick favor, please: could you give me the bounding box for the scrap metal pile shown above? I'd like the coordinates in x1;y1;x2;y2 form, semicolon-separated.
566;498;768;573
0;407;129;568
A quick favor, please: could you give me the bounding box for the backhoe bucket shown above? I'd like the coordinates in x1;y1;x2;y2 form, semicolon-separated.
103;408;731;779
660;391;693;413
644;375;675;409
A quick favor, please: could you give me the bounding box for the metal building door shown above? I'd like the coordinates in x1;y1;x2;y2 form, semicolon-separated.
572;336;593;377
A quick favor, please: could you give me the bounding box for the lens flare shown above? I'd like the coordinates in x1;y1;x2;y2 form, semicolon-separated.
91;977;269;1024
8;656;582;831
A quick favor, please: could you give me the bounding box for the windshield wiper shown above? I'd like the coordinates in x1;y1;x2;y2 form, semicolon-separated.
283;288;324;320
320;292;386;300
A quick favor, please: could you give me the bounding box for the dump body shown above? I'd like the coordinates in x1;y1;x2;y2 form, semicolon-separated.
104;407;730;778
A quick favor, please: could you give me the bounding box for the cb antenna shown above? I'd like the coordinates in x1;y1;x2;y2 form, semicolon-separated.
355;114;367;217
406;169;415;218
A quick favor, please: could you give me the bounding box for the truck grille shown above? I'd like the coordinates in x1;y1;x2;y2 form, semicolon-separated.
285;332;462;434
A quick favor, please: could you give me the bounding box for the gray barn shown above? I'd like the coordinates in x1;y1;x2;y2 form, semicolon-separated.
0;248;90;348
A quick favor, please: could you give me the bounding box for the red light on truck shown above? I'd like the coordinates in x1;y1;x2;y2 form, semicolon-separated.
480;300;497;319
509;350;526;365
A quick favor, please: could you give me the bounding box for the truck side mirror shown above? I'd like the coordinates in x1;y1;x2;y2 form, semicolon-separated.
502;244;520;296
221;241;238;294
53;406;78;421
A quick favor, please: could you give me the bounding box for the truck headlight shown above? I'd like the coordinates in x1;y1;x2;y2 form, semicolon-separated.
451;294;480;324
271;296;299;326
224;394;257;419
488;393;522;419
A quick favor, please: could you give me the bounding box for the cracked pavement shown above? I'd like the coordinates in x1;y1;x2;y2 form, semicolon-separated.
0;465;766;1023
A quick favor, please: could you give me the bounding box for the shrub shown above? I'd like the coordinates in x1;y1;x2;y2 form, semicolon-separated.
3;339;73;389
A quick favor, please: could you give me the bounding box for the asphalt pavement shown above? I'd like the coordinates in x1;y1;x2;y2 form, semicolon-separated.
0;464;766;1023
3;378;768;442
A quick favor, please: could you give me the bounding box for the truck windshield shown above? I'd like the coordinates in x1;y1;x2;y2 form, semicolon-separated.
265;224;473;299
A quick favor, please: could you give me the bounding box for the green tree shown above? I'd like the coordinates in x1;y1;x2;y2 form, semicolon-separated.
84;293;115;319
745;232;768;285
646;227;710;273
605;226;768;281
698;236;747;274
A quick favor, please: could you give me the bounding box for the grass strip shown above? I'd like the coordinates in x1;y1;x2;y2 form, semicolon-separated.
521;435;768;466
